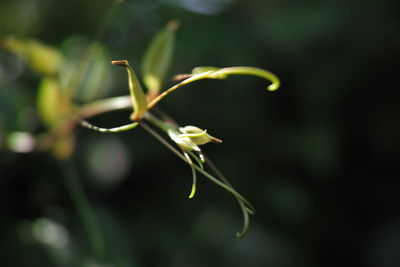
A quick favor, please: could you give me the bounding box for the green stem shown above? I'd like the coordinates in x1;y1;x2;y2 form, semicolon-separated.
142;114;253;209
78;95;132;119
142;112;175;132
58;159;106;260
139;119;254;236
204;154;255;214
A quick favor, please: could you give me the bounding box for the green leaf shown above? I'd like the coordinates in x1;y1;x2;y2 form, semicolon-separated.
36;77;72;127
112;60;148;121
59;37;111;102
141;20;178;96
2;37;62;76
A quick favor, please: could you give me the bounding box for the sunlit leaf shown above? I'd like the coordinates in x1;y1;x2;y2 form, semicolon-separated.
112;60;148;121
141;20;178;96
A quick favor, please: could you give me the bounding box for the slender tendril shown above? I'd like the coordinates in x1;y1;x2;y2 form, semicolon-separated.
187;151;204;170
203;154;255;237
147;66;280;109
80;120;138;133
210;67;280;91
183;151;197;199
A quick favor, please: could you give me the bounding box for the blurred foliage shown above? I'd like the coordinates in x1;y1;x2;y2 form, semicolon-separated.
1;0;400;267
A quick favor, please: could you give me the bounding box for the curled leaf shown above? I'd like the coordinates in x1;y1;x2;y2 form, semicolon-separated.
111;60;148;121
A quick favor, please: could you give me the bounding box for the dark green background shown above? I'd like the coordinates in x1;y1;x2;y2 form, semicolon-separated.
1;0;399;266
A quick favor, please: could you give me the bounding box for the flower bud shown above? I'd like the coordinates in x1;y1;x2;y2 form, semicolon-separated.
178;126;222;145
167;129;200;152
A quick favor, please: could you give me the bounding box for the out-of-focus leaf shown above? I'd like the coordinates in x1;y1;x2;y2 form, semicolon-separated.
36;77;72;128
59;37;111;102
141;20;178;96
2;37;62;76
79;43;110;101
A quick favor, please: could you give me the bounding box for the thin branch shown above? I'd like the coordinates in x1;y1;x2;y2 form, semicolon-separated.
139;121;188;163
78;95;132;119
58;159;106;260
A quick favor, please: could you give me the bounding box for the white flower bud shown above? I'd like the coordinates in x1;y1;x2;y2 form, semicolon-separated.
178;126;222;145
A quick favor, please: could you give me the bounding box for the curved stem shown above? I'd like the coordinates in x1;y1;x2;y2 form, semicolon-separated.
147;66;280;109
147;71;212;109
204;154;256;215
141;115;254;210
183;152;197;199
211;67;280;91
139;119;255;237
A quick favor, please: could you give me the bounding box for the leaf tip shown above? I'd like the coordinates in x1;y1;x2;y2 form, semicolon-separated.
111;60;128;67
167;20;180;31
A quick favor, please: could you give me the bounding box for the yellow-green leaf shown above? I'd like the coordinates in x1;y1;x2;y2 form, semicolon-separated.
2;37;62;76
36;77;72;127
112;60;148;121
